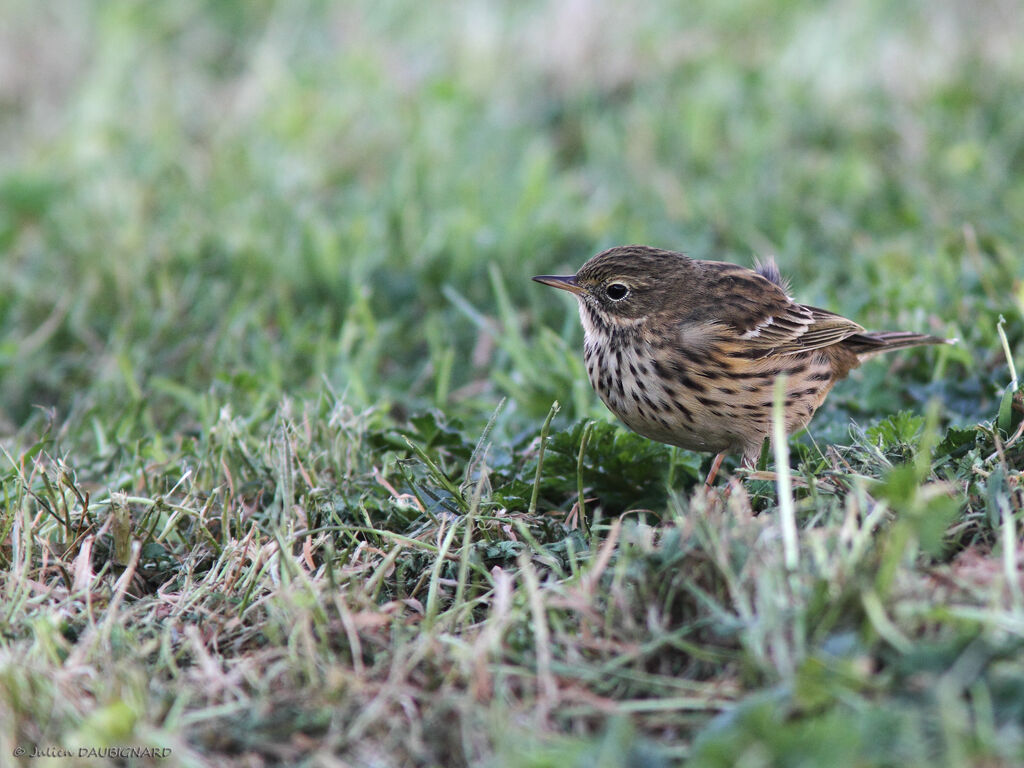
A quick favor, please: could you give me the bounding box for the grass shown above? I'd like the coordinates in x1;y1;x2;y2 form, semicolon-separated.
2;0;1024;765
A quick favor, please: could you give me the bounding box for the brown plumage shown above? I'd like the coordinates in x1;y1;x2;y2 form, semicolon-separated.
533;245;951;485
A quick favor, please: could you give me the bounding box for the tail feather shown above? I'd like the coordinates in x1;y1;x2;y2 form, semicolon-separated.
844;330;952;358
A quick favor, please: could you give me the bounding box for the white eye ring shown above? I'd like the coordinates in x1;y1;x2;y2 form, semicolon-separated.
606;283;629;301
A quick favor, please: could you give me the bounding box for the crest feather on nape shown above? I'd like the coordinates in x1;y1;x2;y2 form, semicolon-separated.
754;256;791;296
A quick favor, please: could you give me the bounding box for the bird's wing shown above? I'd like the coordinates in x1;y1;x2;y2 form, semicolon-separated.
750;305;865;356
694;262;864;358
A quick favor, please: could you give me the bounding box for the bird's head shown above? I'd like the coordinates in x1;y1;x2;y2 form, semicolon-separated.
532;245;695;329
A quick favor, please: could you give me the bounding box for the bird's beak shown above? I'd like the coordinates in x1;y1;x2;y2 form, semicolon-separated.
531;274;586;296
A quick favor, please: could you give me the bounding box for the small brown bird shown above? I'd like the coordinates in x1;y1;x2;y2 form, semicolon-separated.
534;245;949;485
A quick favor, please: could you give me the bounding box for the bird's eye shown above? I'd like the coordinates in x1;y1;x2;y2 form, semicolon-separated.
605;283;629;301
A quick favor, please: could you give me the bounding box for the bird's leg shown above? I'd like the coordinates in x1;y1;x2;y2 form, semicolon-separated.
704;452;726;488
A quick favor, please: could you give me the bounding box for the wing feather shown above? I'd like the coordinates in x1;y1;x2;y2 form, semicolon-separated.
692;262;864;358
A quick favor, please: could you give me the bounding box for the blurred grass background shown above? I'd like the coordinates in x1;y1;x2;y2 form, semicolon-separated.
3;0;1019;441
2;0;1024;766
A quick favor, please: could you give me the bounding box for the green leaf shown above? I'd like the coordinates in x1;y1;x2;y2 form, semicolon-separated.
996;383;1019;434
866;411;924;450
934;425;979;459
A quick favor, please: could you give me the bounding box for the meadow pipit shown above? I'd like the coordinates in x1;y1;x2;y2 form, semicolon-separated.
534;245;950;485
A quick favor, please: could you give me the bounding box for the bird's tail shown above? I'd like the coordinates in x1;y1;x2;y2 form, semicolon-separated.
844;330;953;358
